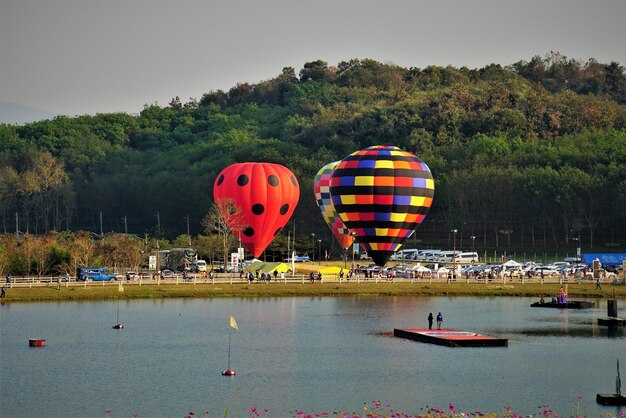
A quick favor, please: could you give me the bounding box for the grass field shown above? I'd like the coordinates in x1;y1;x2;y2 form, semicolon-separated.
2;281;625;303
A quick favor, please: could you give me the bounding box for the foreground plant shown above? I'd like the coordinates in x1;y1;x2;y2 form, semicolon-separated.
99;399;626;418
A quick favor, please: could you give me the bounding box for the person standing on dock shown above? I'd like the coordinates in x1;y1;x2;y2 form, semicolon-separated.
596;276;601;290
436;312;443;329
428;313;434;329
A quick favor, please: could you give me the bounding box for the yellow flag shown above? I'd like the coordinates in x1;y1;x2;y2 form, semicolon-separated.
229;315;238;331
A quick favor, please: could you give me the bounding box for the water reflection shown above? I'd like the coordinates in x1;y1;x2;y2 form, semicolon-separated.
1;296;624;417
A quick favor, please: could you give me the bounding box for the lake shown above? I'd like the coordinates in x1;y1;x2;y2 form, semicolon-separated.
1;296;624;417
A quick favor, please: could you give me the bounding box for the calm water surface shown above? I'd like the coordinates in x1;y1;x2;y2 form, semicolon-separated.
1;296;624;417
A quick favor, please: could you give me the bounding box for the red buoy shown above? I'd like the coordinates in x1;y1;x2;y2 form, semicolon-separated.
112;323;124;329
29;339;46;347
222;369;236;376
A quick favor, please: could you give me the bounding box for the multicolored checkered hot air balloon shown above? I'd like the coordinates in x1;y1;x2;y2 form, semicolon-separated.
329;145;435;266
314;161;355;249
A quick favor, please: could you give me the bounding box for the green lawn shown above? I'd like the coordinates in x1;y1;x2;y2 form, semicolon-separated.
2;281;625;303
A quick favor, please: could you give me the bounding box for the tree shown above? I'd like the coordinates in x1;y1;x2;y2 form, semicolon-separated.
299;60;331;82
202;199;247;271
66;231;96;275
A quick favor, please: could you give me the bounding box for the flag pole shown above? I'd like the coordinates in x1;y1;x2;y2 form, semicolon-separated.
223;316;237;376
227;330;231;370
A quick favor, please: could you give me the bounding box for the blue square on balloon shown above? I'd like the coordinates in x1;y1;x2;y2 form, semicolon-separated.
340;176;355;186
374;212;391;221
413;178;426;188
358;160;376;169
393;195;411;205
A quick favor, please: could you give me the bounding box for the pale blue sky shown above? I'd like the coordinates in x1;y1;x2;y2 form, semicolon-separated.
1;0;625;119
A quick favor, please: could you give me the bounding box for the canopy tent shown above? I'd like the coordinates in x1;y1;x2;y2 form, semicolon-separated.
502;260;522;267
319;266;344;275
244;262;292;274
582;253;626;266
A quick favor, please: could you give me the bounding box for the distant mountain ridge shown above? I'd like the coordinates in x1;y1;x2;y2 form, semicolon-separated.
0;101;58;124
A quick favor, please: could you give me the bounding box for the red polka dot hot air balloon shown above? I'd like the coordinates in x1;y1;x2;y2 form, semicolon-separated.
213;163;300;258
314;161;355;249
329;145;435;266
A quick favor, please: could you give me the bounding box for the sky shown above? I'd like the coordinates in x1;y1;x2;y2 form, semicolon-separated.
1;0;625;122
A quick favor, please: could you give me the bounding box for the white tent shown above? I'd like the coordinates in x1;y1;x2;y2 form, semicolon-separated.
502;259;522;267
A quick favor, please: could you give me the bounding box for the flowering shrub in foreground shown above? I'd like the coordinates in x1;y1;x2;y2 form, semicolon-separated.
101;399;626;418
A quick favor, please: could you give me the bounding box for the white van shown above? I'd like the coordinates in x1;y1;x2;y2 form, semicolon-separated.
359;252;372;260
423;250;443;261
437;251;456;262
194;260;207;272
390;249;419;261
455;252;479;263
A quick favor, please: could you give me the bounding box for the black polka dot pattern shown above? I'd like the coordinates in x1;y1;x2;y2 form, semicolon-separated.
268;175;279;186
243;227;254;237
217;174;224;186
237;174;249;186
252;204;264;215
279;204;289;215
290;175;298;187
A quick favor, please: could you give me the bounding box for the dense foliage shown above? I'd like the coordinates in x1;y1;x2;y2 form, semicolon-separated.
1;53;625;265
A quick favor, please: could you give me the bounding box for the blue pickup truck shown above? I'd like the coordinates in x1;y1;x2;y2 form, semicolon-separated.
77;267;117;281
284;255;311;263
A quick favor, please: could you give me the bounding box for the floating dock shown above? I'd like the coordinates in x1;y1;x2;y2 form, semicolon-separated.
596;393;626;406
597;298;625;326
597;317;626;326
530;300;595;309
393;328;508;347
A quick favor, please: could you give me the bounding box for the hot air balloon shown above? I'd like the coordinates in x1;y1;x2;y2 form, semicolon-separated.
313;161;355;249
329;145;435;266
213;162;300;258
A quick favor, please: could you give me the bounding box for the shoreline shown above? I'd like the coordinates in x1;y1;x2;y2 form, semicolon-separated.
2;282;625;303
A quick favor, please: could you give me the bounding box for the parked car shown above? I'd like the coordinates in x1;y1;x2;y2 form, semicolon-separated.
584;269;616;280
531;266;560;277
77;267;117;281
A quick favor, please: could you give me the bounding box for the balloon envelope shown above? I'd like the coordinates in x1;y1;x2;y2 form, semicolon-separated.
313;161;355;249
213;162;300;257
329;145;435;266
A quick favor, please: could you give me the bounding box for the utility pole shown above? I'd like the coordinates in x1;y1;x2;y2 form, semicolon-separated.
99;211;103;236
156;212;161;237
122;216;128;234
186;215;191;246
451;229;458;282
15;212;18;239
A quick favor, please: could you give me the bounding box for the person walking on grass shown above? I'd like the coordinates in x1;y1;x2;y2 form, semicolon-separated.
436;312;443;330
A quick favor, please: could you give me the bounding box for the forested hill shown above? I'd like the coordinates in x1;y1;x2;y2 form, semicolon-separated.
1;54;626;251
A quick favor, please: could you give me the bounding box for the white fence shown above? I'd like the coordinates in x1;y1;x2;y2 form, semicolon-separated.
4;273;623;288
